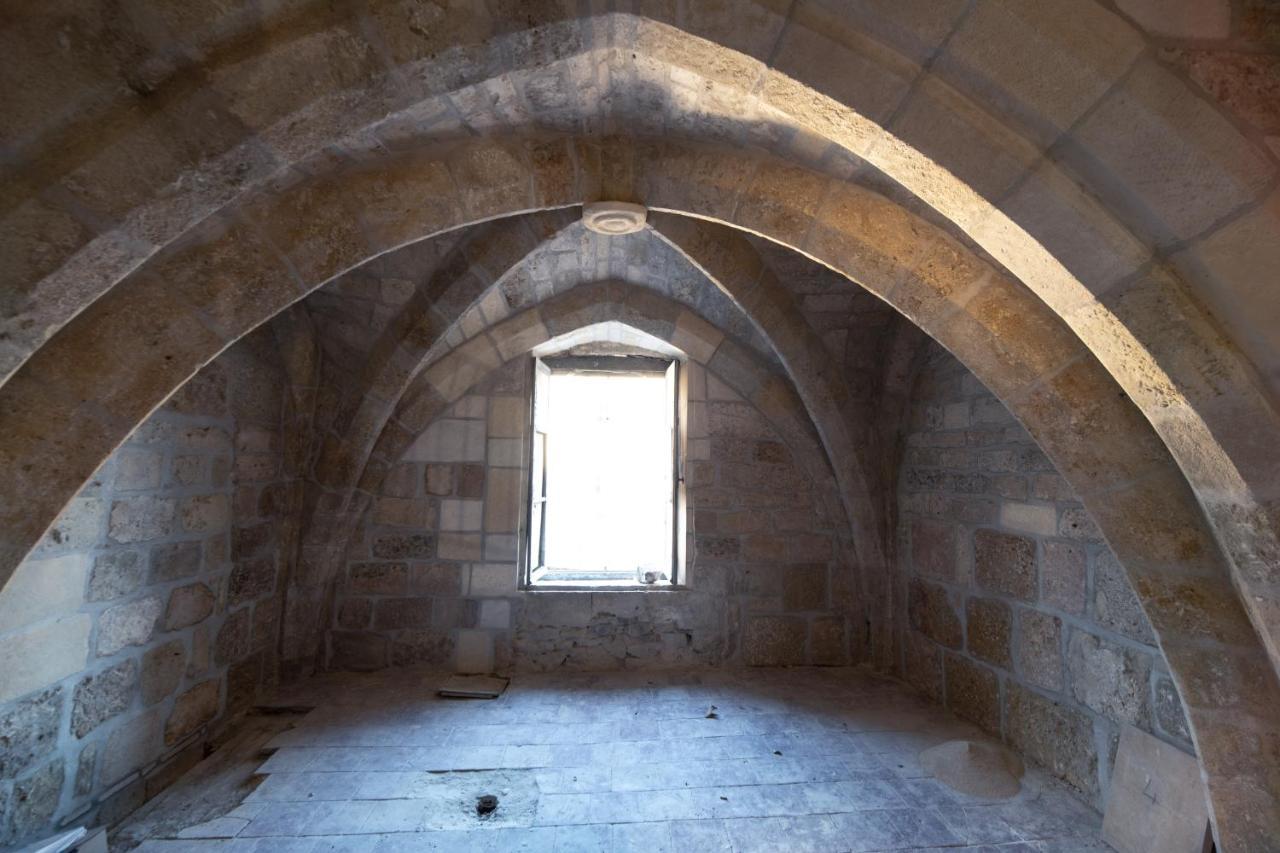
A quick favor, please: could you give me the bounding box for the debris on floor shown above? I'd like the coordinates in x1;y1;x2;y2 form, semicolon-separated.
918;739;1024;799
438;674;510;699
705;705;718;719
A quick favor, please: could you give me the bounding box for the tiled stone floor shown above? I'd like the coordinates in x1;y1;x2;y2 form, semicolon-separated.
132;667;1113;852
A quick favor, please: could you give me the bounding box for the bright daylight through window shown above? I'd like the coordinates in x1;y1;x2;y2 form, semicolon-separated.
527;356;679;587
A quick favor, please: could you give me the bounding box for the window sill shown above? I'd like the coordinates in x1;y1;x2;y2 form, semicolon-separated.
524;572;683;591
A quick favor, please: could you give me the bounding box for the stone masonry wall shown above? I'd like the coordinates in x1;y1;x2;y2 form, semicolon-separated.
330;356;854;673
896;344;1196;810
0;329;295;847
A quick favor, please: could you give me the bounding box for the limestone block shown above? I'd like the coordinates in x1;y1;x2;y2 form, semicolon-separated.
75;741;97;796
997;503;1056;537
8;759;64;842
97;597;161;656
164;583;215;631
966;597;1012;669
488;397;526;438
349;562;408;595
227;557;276;604
1102;725;1211;853
973;529;1037;600
743;615;806;666
403;419;487;463
912;518;957;581
1067;632;1152;727
89;550;144;602
456;629;494;674
71;658;138;738
99;707;164;786
1153;676;1193;747
329;632;387;671
37;497;104;554
944;653;1001;732
470;563;518;596
108;497;176;544
484;468;522;534
0;552;88;633
1074;59;1273;241
477;600;511;630
373;598;433;630
0;687;61;778
372;497;436;528
1115;0;1229;38
410;562;463;597
164;680;219;746
904;631;944;703
486;438;522;467
484;535;518;562
809;615;848;666
1057;506;1100;540
1040;541;1086;615
371;533;435;560
0;615;89;703
1017;609;1064;692
783;565;827;611
457;464;485;498
441;499;484;532
149;540;201;583
391;630;454;667
1093;551;1156;645
214;608;253;665
908;577;963;649
1005;682;1098;798
141;640;185;706
336;598;372;630
180;494;230;533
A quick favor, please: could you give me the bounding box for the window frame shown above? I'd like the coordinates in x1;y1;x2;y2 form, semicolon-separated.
522;354;686;590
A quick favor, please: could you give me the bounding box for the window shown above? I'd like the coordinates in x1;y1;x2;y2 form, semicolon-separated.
526;354;683;587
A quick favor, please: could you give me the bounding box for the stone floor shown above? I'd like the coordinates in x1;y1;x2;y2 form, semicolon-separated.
127;667;1113;852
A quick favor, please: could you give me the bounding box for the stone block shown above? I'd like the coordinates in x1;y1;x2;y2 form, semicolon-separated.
944;653;1000;733
374;598;433;630
1017;609;1064;691
486;438;522;467
488;397;525;438
371;533;436;560
0;552;89;633
438;532;483;561
907;577;962;649
404;419;486;462
1041;541;1086;614
381;463;419;498
477;600;511;630
8;759;64;842
425;464;455;496
141;640;185;705
372;497;435;528
440;499;484;532
456;629;495;674
228;557;276;604
164;583;215;631
743;615;806;666
484;535;517;562
165;680;220;746
215;608;253;665
349;562;408;595
226;655;261;715
0;616;91;703
410;562;462;596
809;616;848;666
97;597;161;656
904;631;943;703
484;468;522;534
89;550;144;602
150;541;202;583
1092;552;1155;644
75;741;97;797
99;707;164;786
1115;0;1229;38
391;630;454;667
0;688;61;779
1005;682;1098;798
39;497;104;554
783;564;827;611
998;502;1056;537
1102;724;1211;853
911;518;957;580
108;496;176;544
336;598;372;630
1067;632;1152;727
1153;676;1192;747
966;597;1012;669
180;494;230;533
973;528;1037;601
456;464;485;498
470;563;517;595
72;658;138;738
1057;506;1100;540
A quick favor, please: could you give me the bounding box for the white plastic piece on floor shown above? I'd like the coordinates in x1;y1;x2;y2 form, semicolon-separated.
1102;725;1211;853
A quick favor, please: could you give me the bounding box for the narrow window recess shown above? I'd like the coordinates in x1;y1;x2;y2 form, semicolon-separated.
526;354;683;588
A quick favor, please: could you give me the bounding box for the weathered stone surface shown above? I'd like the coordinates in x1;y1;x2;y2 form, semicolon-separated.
391;630;454;666
944;653;1000;733
1067;632;1151;727
1153;675;1193;747
374;598;433;630
72;658;138;738
165;680;219;746
108;496;176;543
424;464;454;496
337;598;372;629
75;741;97;796
8;759;64;842
0;616;91;703
99;707;164;786
966;597;1012;669
1017;609;1064;691
742;615;806;666
329;631;388;671
808;615;847;666
1040;541;1086;614
0;688;61;779
141;640;186;705
409;562;462;596
456;463;485;498
1005;683;1098;798
783;564;826;611
371;534;435;559
215;608;253;665
0;553;88;632
911;518;957;580
1092;552;1155;644
150;540;202;582
226;654;261;715
973;529;1036;601
907;578;962;648
904;630;943;703
97;597;162;656
228;556;276;604
350;562;408;595
180;494;230;533
164;583;215;631
88;550;144;602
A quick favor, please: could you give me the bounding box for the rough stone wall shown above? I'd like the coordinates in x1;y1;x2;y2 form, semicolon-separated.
0;329;294;846
896;345;1195;810
330;356;852;673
